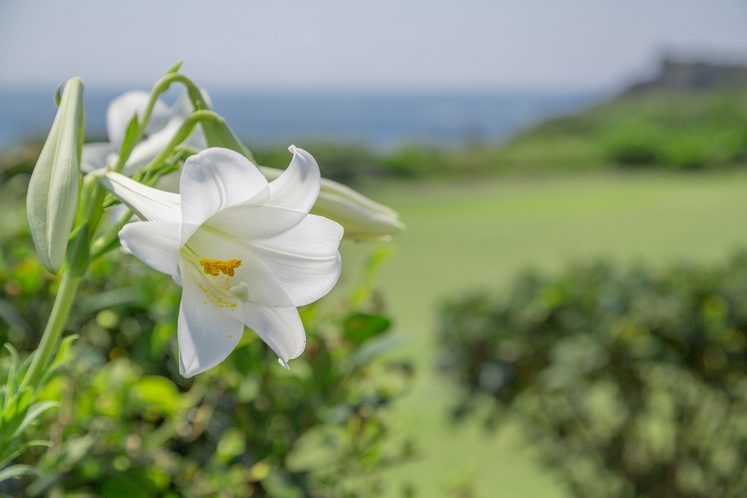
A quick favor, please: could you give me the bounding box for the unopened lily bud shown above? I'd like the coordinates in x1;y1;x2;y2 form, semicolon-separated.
27;77;85;274
259;166;405;241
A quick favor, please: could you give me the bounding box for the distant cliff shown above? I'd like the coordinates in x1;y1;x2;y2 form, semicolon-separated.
624;58;747;95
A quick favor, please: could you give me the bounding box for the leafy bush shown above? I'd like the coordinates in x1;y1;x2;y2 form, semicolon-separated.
493;90;747;172
601;119;663;166
438;255;747;498
0;172;414;497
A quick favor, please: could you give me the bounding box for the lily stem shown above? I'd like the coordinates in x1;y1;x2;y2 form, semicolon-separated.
20;271;81;390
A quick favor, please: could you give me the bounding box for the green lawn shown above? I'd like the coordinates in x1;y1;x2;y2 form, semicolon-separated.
335;170;747;498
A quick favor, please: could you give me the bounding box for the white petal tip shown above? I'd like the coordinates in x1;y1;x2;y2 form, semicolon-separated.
278;358;290;370
288;144;297;154
179;361;201;378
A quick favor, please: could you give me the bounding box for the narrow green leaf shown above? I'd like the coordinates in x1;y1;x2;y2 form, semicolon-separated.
3;345;19;410
118;113;140;157
0;464;39;483
0;441;52;469
50;334;78;369
165;60;184;74
26;77;85;274
39;334;78;386
11;401;58;439
0;389;32;441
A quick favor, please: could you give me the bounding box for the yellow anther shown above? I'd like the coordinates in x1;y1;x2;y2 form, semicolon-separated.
199;258;242;277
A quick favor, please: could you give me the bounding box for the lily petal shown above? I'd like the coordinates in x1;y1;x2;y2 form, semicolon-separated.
242;303;306;367
121;119;183;175
205;204;307;241
265;146;320;214
101;172;181;222
81;142;116;174
180;148;269;244
186;211;342;307
119;220;181;276
243;214;343;306
178;268;245;377
184;227;296;308
107;91;169;152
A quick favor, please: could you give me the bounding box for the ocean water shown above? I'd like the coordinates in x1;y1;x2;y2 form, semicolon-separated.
0;88;602;152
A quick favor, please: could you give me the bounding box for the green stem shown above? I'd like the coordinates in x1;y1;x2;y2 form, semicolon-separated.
140;110;225;174
84;185;108;242
114;73;208;173
20;271;81;390
89;208;132;259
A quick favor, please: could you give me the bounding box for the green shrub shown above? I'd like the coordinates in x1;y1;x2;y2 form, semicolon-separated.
438;255;747;498
601;120;662;166
0;172;415;498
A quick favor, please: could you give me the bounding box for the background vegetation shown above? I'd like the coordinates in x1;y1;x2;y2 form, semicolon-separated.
438;257;747;498
3;85;747;496
248;89;747;181
0;172;414;497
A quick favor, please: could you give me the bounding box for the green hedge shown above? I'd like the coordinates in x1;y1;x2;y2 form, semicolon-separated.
0;174;414;498
438;256;747;498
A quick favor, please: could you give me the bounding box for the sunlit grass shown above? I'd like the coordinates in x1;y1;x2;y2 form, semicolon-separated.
337;169;747;497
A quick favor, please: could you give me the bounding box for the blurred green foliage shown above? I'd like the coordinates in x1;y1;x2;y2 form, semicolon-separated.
476;90;747;172
253;90;747;180
438;255;747;498
0;170;415;497
7;89;747;186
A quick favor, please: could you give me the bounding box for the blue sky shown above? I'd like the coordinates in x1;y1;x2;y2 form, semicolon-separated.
1;0;746;91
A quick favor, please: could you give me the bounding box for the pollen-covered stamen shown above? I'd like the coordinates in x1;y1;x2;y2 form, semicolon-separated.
200;258;242;277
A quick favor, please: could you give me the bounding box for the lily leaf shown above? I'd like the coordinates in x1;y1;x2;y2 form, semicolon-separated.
0;441;51;469
40;334;79;386
0;464;39;483
165;60;184;74
11;401;58;439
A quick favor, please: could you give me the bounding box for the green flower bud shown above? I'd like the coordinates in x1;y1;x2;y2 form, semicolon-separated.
26;77;84;274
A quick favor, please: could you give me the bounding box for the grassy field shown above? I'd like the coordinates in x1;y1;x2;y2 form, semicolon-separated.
334;169;747;498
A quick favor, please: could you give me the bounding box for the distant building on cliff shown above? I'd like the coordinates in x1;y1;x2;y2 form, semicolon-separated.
624;58;747;95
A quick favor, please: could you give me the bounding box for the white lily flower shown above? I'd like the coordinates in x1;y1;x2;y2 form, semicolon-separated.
100;146;343;377
81;89;208;175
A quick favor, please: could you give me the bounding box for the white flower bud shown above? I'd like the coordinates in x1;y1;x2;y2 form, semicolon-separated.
27;78;85;274
259;166;405;241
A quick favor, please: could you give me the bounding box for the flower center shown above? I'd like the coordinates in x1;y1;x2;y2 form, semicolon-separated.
199;258;242;277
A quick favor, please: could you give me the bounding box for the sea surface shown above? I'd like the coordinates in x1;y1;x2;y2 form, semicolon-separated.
0;88;603;152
